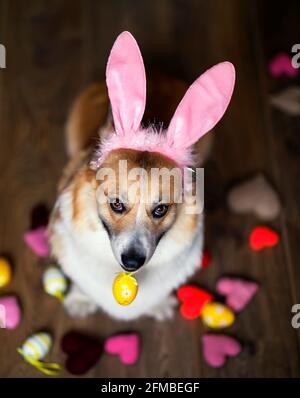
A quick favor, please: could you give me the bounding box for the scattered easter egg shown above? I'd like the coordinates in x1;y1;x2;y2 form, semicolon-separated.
43;266;68;301
0;295;21;329
18;332;61;376
0;257;12;288
113;273;138;306
201;302;235;329
21;333;52;360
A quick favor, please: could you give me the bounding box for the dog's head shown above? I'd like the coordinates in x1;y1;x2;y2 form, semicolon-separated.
96;148;185;272
89;32;235;272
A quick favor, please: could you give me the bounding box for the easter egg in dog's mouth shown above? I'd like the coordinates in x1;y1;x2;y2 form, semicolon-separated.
113;273;138;306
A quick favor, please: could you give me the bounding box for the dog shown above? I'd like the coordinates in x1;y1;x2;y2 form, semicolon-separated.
48;32;235;321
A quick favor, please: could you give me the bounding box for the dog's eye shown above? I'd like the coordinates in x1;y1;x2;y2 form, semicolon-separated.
110;198;126;214
152;204;169;219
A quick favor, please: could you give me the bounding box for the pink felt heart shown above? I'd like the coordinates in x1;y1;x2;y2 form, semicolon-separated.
23;226;49;257
269;53;298;78
202;335;241;368
104;334;140;365
216;277;258;312
0;296;21;329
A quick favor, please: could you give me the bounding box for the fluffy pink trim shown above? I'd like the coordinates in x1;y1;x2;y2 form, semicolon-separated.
90;126;194;169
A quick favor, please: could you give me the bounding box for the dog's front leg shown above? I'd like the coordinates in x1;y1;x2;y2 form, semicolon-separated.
144;295;178;321
63;283;98;318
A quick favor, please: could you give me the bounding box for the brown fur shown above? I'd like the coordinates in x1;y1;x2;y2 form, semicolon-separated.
71;167;97;221
65;82;109;157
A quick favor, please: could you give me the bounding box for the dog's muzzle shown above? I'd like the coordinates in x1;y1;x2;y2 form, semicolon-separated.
121;249;146;272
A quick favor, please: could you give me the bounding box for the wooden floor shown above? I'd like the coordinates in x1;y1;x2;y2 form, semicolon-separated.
0;0;300;377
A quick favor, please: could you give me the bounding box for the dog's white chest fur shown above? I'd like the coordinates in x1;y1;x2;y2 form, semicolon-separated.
50;191;204;321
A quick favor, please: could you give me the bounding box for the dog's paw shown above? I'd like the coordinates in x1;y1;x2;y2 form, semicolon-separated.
146;295;178;321
63;285;98;319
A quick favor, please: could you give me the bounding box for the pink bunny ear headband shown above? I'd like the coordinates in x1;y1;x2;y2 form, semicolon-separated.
91;31;235;169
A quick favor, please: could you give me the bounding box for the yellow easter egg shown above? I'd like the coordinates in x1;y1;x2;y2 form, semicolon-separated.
113;272;138;306
43;266;67;301
0;257;12;288
201;302;235;329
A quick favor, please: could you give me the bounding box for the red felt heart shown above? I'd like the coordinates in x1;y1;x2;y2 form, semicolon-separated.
61;331;103;375
177;285;214;320
249;226;279;251
201;249;211;269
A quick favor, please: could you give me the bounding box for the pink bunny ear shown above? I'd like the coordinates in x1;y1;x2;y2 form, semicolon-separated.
106;31;146;134
167;62;235;149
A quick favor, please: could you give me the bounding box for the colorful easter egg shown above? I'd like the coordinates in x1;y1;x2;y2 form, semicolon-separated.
20;333;52;360
0;257;12;288
113;272;138;306
43;266;67;301
201;302;235;329
17;332;61;376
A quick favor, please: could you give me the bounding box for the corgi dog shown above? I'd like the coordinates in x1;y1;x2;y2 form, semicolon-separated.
48;32;235;321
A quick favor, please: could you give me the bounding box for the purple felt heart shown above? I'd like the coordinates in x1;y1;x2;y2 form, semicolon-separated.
202;334;241;368
23;226;49;257
216;277;258;312
269;53;298;78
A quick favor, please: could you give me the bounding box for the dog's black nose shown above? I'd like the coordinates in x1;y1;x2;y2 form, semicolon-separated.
121;250;146;272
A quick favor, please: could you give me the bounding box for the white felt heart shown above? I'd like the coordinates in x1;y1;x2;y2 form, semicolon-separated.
270;86;300;116
227;174;281;220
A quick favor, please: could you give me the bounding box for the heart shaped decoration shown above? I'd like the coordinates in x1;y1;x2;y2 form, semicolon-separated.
227;174;281;221
177;285;214;320
201;249;211;269
270;86;300;116
269;53;298;78
104;333;140;365
61;331;103;375
0;295;21;329
249;226;279;251
202;334;241;368
23;226;50;257
216;277;258;312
